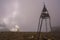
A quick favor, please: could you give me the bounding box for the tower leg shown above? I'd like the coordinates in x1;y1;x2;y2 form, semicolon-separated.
37;18;43;40
49;18;52;32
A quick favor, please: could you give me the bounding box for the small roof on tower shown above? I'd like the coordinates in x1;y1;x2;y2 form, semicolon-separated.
42;4;48;12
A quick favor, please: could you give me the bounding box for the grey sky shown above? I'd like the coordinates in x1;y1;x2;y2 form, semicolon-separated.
0;0;60;32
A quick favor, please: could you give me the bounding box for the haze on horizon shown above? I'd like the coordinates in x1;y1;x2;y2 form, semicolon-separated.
0;0;60;32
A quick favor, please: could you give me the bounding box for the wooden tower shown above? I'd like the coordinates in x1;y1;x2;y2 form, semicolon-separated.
37;4;53;40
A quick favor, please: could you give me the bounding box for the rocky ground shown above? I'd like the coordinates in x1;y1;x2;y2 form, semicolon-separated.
0;32;59;40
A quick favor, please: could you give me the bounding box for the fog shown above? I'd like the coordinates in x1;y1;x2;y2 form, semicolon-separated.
0;0;60;32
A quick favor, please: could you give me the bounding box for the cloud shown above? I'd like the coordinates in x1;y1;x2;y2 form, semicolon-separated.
0;0;60;32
